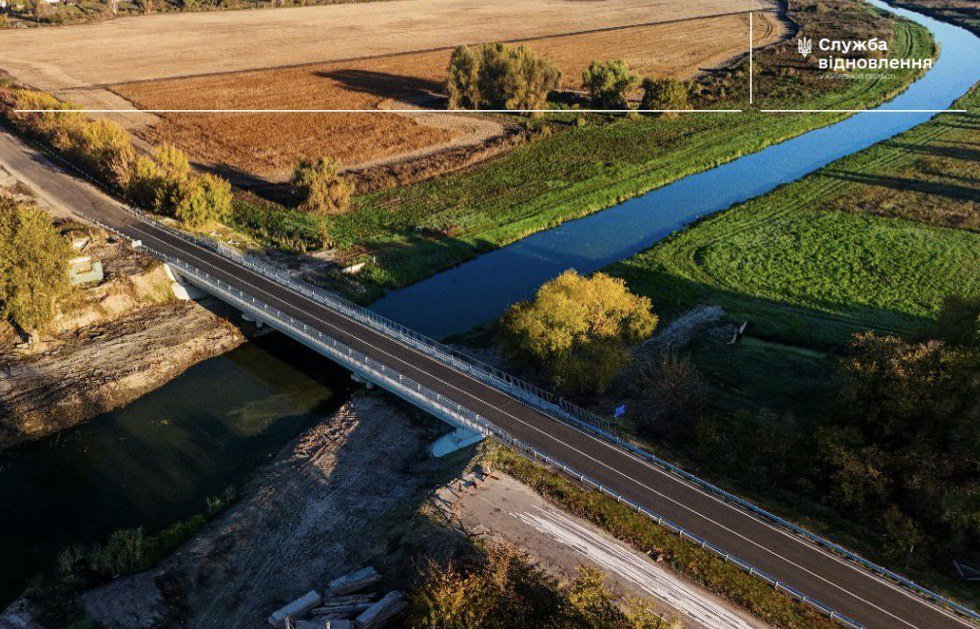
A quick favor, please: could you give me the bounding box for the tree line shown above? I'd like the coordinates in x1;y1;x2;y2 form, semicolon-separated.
8;89;232;228
447;42;690;114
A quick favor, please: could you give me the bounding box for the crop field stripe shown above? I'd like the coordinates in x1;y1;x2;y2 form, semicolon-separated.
90;8;782;89
15;109;746;114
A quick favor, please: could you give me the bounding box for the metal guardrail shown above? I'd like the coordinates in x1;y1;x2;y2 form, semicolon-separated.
134;210;980;626
21;133;979;628
72;227;867;629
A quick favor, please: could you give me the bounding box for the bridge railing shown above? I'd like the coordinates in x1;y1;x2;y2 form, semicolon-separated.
125;207;615;432
130;210;980;626
35;123;976;626
104;241;867;629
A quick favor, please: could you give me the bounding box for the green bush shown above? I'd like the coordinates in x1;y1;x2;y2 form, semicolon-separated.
582;59;639;109
291;156;353;216
446;42;561;113
640;77;690;116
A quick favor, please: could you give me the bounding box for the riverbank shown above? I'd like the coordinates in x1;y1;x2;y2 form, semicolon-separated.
0;183;243;450
455;81;980;607
332;0;932;299
73;392;455;627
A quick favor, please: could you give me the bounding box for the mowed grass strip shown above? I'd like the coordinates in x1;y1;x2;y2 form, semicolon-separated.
609;85;980;348
329;9;933;293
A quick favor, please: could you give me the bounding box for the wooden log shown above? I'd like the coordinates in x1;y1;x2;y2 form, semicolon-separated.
327;566;381;596
268;591;323;628
355;591;406;629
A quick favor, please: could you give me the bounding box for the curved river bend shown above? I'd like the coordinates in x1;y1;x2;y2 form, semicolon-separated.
2;0;977;606
372;0;980;338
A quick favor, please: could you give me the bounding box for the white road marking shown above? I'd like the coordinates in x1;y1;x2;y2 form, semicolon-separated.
124;218;959;629
3;134;964;628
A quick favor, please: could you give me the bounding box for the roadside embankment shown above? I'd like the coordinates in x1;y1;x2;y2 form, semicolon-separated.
0;183;243;450
76;392;451;627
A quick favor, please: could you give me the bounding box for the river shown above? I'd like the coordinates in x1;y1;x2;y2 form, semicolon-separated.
0;336;351;604
2;0;977;609
371;0;980;339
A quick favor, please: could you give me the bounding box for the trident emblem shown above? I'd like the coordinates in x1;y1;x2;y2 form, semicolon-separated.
797;37;813;58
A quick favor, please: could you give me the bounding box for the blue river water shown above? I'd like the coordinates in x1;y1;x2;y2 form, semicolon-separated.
371;0;980;339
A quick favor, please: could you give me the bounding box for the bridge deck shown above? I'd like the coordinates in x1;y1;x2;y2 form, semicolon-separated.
0;129;971;629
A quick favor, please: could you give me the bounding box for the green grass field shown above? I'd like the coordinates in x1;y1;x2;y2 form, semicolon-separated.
610;85;979;349
229;0;934;301
337;13;932;296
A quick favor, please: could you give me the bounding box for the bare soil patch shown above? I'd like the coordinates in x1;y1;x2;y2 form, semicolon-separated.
78;393;456;628
0;216;243;450
111;11;786;183
1;0;775;87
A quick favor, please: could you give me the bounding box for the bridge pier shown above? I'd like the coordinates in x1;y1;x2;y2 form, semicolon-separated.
431;426;484;457
350;372;374;389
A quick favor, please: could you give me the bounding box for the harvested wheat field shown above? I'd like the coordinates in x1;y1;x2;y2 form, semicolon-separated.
0;0;776;88
111;11;786;182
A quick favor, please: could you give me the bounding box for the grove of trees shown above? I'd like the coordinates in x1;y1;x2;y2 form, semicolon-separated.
8;89;233;229
447;42;562;112
502;270;657;394
291;156;354;216
0;198;72;335
814;330;979;562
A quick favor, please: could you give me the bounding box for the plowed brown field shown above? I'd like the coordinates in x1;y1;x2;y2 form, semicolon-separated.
110;12;785;181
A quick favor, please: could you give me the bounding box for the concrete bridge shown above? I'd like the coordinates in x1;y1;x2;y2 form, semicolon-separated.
1;128;976;629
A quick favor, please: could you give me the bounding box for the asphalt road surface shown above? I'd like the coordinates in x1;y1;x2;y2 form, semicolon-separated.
0;128;972;629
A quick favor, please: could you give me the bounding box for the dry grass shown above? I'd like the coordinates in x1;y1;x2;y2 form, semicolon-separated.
111;12;785;181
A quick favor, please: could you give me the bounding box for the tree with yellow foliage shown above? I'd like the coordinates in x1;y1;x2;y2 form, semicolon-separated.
503;270;657;394
0;198;72;336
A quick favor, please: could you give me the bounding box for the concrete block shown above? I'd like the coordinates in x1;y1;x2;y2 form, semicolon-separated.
431;426;484;457
268;590;323;628
327;567;380;597
355;591;405;629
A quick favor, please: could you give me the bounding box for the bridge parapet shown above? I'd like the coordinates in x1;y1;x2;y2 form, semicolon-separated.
66;203;978;629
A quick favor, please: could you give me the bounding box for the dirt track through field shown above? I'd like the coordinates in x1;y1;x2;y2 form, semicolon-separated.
104;11;785;181
1;0;786;183
1;0;777;88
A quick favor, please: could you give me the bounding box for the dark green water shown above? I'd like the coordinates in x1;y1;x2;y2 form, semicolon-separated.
0;334;351;604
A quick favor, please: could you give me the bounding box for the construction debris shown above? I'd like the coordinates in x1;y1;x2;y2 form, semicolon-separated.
354;591;406;629
268;591;323;628
309;594;375;618
327;566;381;596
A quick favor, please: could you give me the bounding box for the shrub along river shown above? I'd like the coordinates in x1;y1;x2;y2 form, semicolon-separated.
1;0;977;607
